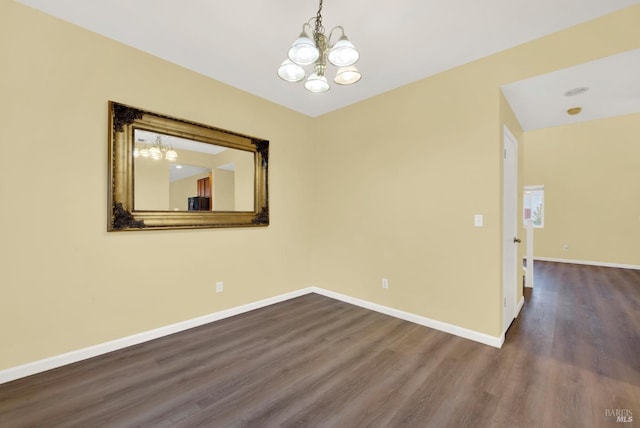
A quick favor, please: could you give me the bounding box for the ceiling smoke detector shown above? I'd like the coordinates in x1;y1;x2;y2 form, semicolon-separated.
564;87;589;97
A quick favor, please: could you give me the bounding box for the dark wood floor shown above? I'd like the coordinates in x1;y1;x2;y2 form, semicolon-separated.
1;261;639;427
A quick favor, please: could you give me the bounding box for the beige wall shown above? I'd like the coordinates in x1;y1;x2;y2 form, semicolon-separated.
523;113;640;265
210;149;254;211
134;157;171;210
213;169;235;211
309;66;506;337
1;1;639;371
233;152;255;211
0;1;315;370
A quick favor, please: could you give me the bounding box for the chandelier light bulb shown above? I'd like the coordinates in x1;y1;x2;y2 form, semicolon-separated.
305;73;330;93
278;59;306;82
328;36;359;67
165;149;178;161
288;31;319;65
149;146;162;160
334;65;362;85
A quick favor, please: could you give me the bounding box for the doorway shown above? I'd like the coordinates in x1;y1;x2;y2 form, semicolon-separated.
502;125;519;335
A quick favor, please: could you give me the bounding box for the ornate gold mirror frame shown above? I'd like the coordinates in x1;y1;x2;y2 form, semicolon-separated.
108;101;269;231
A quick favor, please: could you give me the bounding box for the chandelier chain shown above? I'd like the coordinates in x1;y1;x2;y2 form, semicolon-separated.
314;0;325;35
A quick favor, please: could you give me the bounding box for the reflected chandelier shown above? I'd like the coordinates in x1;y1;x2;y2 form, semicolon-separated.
133;135;178;161
277;0;361;93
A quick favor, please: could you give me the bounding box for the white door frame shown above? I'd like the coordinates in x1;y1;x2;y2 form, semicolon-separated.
502;125;519;335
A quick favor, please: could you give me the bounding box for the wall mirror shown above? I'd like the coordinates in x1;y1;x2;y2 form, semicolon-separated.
108;101;269;231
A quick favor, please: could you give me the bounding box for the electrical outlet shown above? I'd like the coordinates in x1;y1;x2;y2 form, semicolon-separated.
216;281;224;293
382;278;389;289
563;244;569;252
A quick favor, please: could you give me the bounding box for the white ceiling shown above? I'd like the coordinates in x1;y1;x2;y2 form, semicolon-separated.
169;163;210;184
502;49;640;131
15;0;640;128
135;130;227;155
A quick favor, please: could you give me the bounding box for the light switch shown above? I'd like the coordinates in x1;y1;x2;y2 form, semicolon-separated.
474;214;484;227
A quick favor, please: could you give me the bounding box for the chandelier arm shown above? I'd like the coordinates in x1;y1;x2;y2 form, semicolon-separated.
302;22;313;34
327;25;345;45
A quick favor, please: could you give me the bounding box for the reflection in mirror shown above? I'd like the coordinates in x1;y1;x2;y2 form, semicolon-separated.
133;130;255;212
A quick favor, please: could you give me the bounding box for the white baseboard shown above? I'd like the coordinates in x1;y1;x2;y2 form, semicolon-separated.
310;287;503;349
0;288;314;385
534;257;640;271
515;297;525;317
1;285;505;384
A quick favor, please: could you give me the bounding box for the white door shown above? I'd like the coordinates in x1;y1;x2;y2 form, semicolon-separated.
502;126;518;334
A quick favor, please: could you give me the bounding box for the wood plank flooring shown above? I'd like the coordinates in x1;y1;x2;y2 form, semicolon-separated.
0;261;639;427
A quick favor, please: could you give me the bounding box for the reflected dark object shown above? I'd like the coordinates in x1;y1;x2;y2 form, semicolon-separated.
188;196;210;211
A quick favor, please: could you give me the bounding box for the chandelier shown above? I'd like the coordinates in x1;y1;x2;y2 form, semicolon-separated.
277;0;361;93
133;135;178;161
